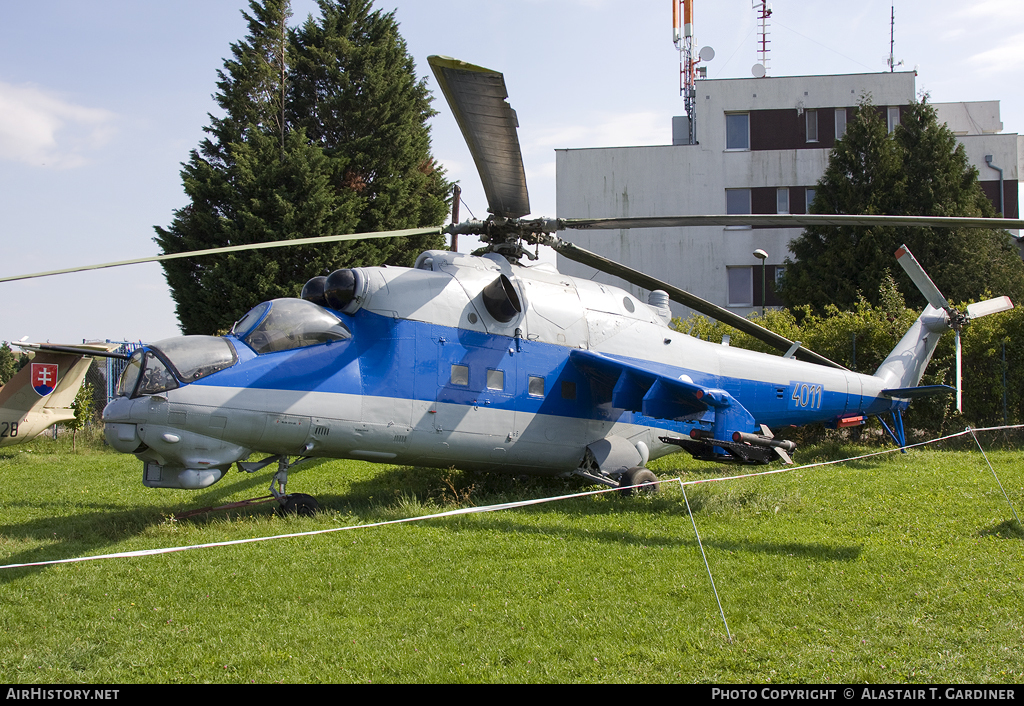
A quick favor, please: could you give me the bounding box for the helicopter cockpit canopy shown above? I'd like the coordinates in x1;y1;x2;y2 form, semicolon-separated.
117;336;238;398
232;298;352;355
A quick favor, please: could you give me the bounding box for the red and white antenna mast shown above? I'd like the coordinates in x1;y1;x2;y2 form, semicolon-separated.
753;1;772;78
673;1;713;144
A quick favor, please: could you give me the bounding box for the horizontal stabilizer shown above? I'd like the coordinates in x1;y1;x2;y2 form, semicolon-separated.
881;385;955;399
16;342;128;360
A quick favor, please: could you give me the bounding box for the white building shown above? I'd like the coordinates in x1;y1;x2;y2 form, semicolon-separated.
554;71;1021;318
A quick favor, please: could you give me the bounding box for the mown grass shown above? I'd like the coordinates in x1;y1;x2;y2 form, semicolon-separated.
0;427;1021;683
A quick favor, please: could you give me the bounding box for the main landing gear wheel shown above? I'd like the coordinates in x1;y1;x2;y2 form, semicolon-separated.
278;493;320;517
618;467;660;496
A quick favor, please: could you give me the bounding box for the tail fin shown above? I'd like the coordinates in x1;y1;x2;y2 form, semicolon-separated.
0;343;120;448
872;304;949;390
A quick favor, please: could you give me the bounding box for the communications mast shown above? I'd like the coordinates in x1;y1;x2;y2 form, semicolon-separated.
673;1;713;145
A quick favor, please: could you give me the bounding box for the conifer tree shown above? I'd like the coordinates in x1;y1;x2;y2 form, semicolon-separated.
290;0;448;263
156;0;446;335
779;98;1023;312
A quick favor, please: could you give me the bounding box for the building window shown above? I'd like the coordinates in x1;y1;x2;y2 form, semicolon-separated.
726;188;751;229
776;188;789;214
528;376;545;397
450;364;469;386
486;369;504;391
805;188;816;212
727;267;753;307
726;113;749;150
727;189;751;213
806;109;818;143
835;108;847;139
887;107;900;134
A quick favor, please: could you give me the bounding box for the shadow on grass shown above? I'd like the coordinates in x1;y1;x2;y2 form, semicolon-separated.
411;514;863;562
0;458;862;581
0;460;324;580
978;518;1024;539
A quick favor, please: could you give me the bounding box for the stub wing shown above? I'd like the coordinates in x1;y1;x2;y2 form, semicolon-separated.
569;350;794;465
569;349;710;420
568;349;756;431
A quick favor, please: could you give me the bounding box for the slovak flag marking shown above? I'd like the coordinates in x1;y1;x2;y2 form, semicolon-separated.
32;363;59;397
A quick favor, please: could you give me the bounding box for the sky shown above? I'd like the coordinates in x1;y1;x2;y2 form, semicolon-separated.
1;0;1022;346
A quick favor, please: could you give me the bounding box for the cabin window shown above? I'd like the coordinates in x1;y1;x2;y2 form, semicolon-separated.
486;369;504;391
450;364;469;386
561;381;577;400
528;376;545;397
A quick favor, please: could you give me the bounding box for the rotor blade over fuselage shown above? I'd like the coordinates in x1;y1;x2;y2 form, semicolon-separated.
428;55;531;219
0;227;441;284
547;236;847;370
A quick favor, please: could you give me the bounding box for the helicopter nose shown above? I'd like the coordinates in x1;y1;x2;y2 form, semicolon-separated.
102;397;145;453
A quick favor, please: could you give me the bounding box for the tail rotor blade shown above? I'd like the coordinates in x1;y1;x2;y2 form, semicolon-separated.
956;331;963;414
894;245;950;311
966;296;1014;320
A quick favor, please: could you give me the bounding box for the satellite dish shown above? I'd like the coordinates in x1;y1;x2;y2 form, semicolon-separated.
699;46;715;62
751;63;766;78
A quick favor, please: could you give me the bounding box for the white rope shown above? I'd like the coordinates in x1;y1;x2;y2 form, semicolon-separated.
0;483;637;570
968;427;1023;528
680;482;732;642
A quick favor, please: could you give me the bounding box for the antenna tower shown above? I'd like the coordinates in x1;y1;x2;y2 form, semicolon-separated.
673;1;713;144
754;1;771;76
674;0;696;145
886;5;904;71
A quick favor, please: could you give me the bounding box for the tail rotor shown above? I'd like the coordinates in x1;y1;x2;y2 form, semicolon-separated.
895;245;1013;412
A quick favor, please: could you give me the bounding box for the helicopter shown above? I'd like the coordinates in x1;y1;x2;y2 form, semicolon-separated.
2;56;1020;514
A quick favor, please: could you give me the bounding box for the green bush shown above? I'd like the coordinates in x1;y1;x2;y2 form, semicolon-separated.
672;277;1019;437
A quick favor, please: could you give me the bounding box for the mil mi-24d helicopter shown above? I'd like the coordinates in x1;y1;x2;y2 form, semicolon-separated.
2;56;1020;514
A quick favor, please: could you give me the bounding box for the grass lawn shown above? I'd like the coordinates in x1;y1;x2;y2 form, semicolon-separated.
0;428;1021;683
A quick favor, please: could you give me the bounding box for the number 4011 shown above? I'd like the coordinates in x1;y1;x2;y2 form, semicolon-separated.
791;383;822;409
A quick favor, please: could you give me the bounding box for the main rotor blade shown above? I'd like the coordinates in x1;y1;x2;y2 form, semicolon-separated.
894;244;950;311
548;237;847;370
0;227;441;284
560;214;1024;231
428;56;530;219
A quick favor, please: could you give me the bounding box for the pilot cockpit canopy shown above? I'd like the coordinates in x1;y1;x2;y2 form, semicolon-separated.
117;335;238;398
232;298;352;355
